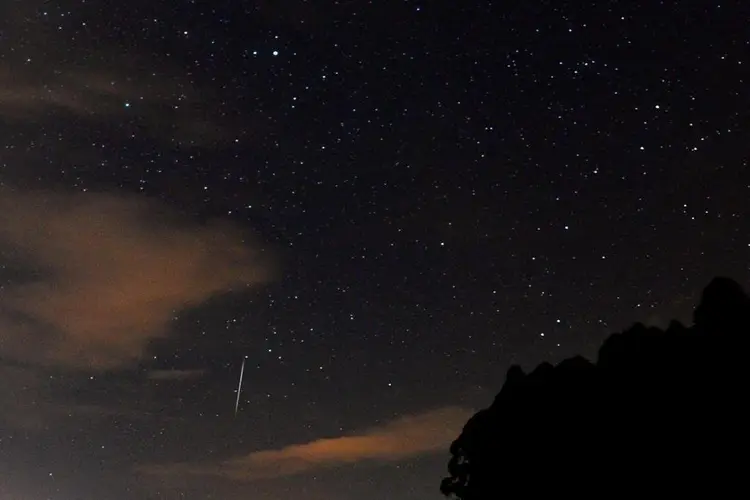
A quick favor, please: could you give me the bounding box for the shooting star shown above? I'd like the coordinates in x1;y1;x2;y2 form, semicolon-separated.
234;356;247;416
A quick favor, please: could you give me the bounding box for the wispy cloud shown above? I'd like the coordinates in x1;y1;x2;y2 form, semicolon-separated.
0;63;237;146
0;364;49;430
138;406;473;481
0;0;242;147
0;188;274;370
0;65;129;117
147;369;207;381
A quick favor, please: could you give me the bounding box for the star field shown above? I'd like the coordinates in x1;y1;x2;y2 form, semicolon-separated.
0;1;748;499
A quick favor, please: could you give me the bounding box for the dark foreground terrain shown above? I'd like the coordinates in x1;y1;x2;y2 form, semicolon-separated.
442;277;750;498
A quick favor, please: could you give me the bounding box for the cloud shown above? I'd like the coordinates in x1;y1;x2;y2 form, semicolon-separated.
0;2;243;147
0;364;49;430
0;65;121;117
0;188;273;370
0;63;237;146
147;369;207;381
138;406;473;482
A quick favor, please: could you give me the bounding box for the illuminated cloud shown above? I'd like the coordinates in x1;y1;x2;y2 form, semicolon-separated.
139;406;473;481
0;188;273;370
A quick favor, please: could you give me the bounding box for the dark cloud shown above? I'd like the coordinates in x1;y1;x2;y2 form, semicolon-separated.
146;369;207;381
0;1;240;147
0;63;239;146
0;364;49;430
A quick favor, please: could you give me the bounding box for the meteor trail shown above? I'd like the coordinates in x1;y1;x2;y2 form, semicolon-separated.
234;356;246;416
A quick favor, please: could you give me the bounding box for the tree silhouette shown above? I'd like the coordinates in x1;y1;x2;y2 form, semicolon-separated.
441;277;750;498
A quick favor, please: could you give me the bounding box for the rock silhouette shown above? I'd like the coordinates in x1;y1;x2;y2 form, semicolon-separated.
441;277;749;499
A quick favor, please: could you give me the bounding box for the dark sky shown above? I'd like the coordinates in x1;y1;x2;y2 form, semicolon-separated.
0;0;748;498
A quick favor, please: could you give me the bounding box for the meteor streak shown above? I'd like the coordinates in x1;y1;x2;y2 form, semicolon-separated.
234;356;246;416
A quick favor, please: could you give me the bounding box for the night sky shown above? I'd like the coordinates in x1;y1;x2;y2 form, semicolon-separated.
0;1;748;498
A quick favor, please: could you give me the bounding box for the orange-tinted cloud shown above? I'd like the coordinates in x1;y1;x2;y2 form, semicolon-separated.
0;188;273;370
138;406;472;481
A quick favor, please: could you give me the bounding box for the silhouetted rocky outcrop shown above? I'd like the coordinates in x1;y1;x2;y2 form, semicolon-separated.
441;277;749;499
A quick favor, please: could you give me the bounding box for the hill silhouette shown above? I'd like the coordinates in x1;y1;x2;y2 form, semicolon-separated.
441;277;750;498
